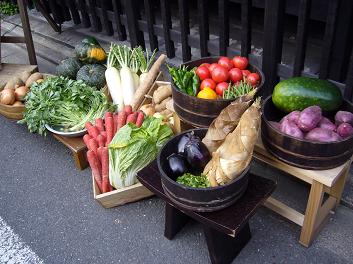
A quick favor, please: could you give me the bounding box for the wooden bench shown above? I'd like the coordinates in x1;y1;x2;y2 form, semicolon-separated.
138;160;276;264
254;139;351;247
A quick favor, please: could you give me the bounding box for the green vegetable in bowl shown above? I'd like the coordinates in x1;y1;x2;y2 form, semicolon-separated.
176;173;210;188
168;65;199;96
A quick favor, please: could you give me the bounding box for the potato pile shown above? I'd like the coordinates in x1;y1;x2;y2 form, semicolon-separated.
140;84;173;117
0;71;43;106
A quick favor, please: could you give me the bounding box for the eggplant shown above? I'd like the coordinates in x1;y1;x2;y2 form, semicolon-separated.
184;140;210;174
177;132;201;154
167;153;188;180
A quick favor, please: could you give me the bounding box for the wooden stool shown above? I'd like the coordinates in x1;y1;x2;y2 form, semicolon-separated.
254;139;351;247
137;161;276;264
52;134;88;170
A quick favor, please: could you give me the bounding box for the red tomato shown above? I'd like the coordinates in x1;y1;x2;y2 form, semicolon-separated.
200;63;211;69
242;70;251;77
211;66;229;83
246;73;260;86
208;63;219;72
200;78;216;90
229;68;243;83
215;82;229;96
232;56;249;70
218;57;233;71
196;66;211;81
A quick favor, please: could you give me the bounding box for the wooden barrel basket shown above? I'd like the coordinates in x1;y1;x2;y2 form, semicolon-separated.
170;57;265;128
261;96;353;170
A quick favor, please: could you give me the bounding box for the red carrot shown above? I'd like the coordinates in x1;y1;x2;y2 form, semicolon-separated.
113;113;119;135
105;116;114;144
136;111;145;127
83;134;92;147
95;118;105;132
101;147;110;193
87;150;102;193
88;138;98;156
97;134;106;147
124;105;132;116
101;131;107;138
97;146;104;164
117;111;127;131
126;112;138;124
104;112;113;120
85;122;100;139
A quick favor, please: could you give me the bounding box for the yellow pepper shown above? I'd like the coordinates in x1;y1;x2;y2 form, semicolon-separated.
197;87;217;100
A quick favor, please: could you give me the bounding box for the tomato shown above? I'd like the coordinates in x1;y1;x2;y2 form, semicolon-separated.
215;82;229;96
196;66;211;81
200;63;211;69
242;70;251;77
232;56;249;70
229;68;243;83
211;66;229;83
246;73;260;86
208;63;219;72
218;57;233;71
200;78;216;90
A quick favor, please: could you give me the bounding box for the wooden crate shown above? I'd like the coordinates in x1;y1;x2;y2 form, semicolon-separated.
92;173;154;208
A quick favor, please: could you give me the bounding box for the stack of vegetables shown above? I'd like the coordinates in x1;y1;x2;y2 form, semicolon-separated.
0;71;44;107
19;76;113;135
56;37;107;89
168;56;261;100
84;105;173;193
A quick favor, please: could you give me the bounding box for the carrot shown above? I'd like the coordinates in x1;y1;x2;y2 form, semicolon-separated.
104;112;113;120
85;122;100;139
87;150;102;193
136;111;145;127
105;116;114;144
97;134;106;147
124;105;133;116
88;138;98;156
117;111;127;131
113;113;119;135
97;146;104;164
126;112;138;124
101;147;110;193
95;118;105;132
101;131;107;138
131;54;167;111
83;134;92;147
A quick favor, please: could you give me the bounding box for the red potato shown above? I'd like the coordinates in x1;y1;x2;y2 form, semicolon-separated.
95;118;104;132
87;150;102;193
335;111;353;126
96;134;106;147
297;106;322;132
116;111;127;131
305;127;342;142
280;111;300;125
218;57;233;71
127;112;138;124
85;122;100;139
228;68;243;83
124;105;133;116
211;66;229;83
136;111;145;127
280;119;304;139
83;134;92;146
196;66;211;81
337;123;353;139
269;121;281;130
317;117;336;131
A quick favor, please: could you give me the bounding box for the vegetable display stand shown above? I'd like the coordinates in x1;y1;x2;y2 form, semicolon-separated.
254;139;352;247
52;134;88;170
137;160;276;264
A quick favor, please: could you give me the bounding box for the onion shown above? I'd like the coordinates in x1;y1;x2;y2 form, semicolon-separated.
15;86;29;101
140;104;155;116
0;89;16;105
13;101;24;106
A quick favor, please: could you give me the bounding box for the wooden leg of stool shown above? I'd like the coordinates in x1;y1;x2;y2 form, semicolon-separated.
164;203;190;240
203;223;251;264
330;165;350;209
73;150;88;170
299;180;324;247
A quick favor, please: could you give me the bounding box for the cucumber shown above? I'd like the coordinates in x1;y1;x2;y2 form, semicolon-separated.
272;77;342;113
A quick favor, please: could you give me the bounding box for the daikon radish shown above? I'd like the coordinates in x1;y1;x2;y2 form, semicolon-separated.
136;47;157;85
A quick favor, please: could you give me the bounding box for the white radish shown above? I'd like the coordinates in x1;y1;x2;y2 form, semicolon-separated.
139;72;148;84
132;72;140;91
120;66;135;105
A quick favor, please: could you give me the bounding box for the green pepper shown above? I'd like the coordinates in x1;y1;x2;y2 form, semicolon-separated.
191;69;200;96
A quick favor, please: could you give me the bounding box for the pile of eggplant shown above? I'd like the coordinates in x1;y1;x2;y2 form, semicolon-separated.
167;132;211;180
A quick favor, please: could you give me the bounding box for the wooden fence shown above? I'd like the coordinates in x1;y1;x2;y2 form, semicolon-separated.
23;0;353;101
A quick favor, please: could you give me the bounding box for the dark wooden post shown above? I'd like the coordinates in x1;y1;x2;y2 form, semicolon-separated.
87;0;102;32
198;0;209;57
218;0;229;56
241;0;252;57
76;0;91;28
262;0;285;96
178;0;191;61
124;0;145;48
65;0;81;25
99;0;114;36
144;0;158;51
112;0;127;41
343;51;353;102
160;0;175;58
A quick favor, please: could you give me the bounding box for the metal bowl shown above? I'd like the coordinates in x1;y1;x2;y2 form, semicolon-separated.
45;124;87;137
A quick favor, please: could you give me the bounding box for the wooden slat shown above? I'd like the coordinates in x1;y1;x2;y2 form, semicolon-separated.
88;0;102;32
319;0;339;79
55;0;71;21
218;0;229;56
314;196;336;231
47;0;63;24
343;51;353;102
99;0;113;36
112;0;127;41
178;0;191;61
124;0;145;48
0;36;25;43
76;0;91;28
241;0;252;57
65;0;81;25
160;0;175;58
144;0;158;51
293;0;311;76
198;0;209;57
262;0;285;96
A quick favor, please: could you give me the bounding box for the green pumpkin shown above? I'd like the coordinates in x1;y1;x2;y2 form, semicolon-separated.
55;57;82;79
76;64;106;89
75;37;107;64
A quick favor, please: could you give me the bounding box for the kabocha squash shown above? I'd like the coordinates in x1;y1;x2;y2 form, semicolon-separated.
75;37;107;64
76;64;106;89
56;57;82;79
